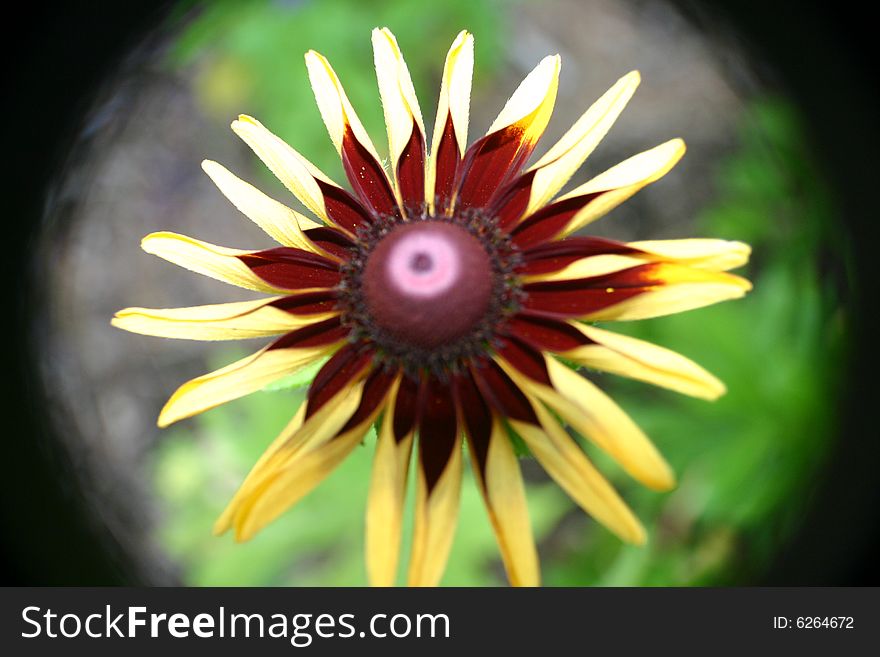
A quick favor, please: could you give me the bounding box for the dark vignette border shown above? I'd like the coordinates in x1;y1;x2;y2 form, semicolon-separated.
2;0;878;585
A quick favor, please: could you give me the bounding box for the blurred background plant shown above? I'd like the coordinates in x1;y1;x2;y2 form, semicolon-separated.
40;0;845;585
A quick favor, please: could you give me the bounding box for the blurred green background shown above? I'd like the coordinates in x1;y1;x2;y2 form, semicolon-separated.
81;0;846;585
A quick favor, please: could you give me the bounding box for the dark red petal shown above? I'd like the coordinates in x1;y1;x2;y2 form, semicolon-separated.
432;113;461;216
393;374;420;443
239;247;341;290
455;125;533;212
269;290;340;315
316;179;373;235
305;343;374;418
396;117;426;214
469;358;537;425
519;236;639;276
418;377;459;492
521;262;664;317
304;226;356;261
495;336;551;386
341;126;400;219
339;365;397;433
267;316;347;350
510;192;603;249
490;170;536;230
504;312;589;352
453;371;492;477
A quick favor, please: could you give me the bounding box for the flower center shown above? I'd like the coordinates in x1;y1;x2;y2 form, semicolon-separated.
339;211;521;374
362;221;493;349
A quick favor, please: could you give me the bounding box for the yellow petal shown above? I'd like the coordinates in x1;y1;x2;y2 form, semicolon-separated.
584;264;753;321
365;378;414;587
626;238;751;271
425;30;473;212
215;363;378;537
523;238;751;284
525;71;640;217
454;54;561;211
501;355;674;491
563;323;726;400
140;231;290;293
556;139;686;235
486;54;560;146
218;376;382;541
305;50;383;164
509;401;646;545
407;434;463;587
201;160;323;250
234;424;367;541
469;416;540;586
231;115;339;226
372;28;425;170
523;253;654;283
112;297;337;341
213;401;309;535
157;342;341;427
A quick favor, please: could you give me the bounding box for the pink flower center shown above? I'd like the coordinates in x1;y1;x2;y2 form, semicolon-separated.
362;221;493;349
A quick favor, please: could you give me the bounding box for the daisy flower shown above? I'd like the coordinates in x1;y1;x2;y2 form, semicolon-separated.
113;28;751;586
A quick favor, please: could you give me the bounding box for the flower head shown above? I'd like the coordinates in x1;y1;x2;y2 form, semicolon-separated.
113;28;751;586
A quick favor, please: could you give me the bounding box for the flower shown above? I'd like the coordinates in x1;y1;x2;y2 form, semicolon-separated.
112;28;751;586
